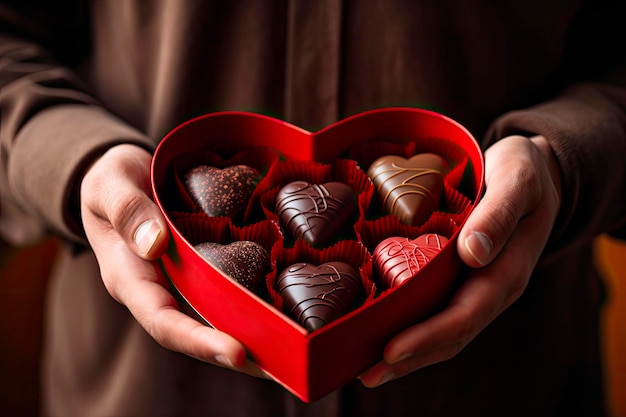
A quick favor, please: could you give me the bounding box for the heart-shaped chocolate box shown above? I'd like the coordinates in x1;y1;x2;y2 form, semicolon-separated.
151;108;484;402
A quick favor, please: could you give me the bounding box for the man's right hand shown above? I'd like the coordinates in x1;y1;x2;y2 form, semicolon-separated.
80;143;268;378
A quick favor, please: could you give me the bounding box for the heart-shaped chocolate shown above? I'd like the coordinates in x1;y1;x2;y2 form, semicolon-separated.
367;153;448;226
275;181;357;247
185;165;260;219
194;241;269;293
276;262;361;332
373;233;449;289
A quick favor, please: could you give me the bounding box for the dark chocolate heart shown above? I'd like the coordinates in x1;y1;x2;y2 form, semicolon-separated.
275;181;357;247
194;241;269;293
276;262;361;332
367;153;448;226
185;165;260;218
372;233;449;289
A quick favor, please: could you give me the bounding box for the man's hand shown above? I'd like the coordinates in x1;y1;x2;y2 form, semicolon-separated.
80;144;267;378
359;135;562;387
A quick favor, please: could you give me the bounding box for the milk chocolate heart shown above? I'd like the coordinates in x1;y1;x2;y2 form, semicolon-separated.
367;153;448;226
275;181;357;247
185;165;260;219
195;241;269;293
373;233;449;289
276;262;362;332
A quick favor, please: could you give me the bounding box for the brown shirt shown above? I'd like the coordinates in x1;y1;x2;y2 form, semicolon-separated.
1;1;625;416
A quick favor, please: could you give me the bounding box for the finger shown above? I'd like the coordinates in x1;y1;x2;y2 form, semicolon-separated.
360;223;541;385
402;215;544;353
100;237;265;375
457;136;543;268
84;206;270;379
359;136;563;387
360;272;505;387
81;144;170;260
359;343;462;388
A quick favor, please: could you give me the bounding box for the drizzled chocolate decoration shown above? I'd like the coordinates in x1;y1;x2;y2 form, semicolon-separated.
367;153;448;226
275;181;357;247
276;262;361;332
185;165;261;219
195;241;270;293
373;234;449;289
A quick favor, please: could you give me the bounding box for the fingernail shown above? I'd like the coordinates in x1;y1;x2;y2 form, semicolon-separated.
134;220;161;255
377;372;395;386
464;231;493;266
214;354;234;368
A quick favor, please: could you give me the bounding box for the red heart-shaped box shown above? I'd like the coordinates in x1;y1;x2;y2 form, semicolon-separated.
151;107;484;403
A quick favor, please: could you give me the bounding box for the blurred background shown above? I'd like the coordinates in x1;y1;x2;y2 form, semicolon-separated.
1;234;624;416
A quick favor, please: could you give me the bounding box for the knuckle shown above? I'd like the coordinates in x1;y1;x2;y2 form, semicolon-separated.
100;274;122;303
448;304;481;346
107;192;148;233
484;161;541;238
81;166;107;207
505;158;543;204
505;274;530;308
443;342;465;361
138;310;163;346
145;306;180;352
489;200;519;239
142;319;162;346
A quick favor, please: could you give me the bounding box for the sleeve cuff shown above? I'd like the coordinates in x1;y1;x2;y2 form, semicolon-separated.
485;82;626;249
7;104;155;243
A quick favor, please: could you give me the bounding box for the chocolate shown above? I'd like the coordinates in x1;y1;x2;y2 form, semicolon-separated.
185;165;260;219
367;153;448;226
194;241;269;293
372;234;449;289
276;261;361;332
275;181;357;247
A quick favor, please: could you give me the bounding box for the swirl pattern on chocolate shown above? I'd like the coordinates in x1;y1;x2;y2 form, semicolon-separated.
373;234;449;289
275;181;356;246
367;154;448;226
276;262;361;332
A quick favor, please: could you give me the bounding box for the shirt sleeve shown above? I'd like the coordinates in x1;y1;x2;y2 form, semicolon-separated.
0;7;153;245
486;81;626;251
484;0;626;254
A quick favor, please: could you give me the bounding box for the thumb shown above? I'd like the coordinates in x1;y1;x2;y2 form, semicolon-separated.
81;144;170;261
457;136;541;268
133;217;169;260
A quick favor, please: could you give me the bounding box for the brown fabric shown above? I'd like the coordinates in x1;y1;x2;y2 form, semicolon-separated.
0;0;625;416
488;83;626;247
